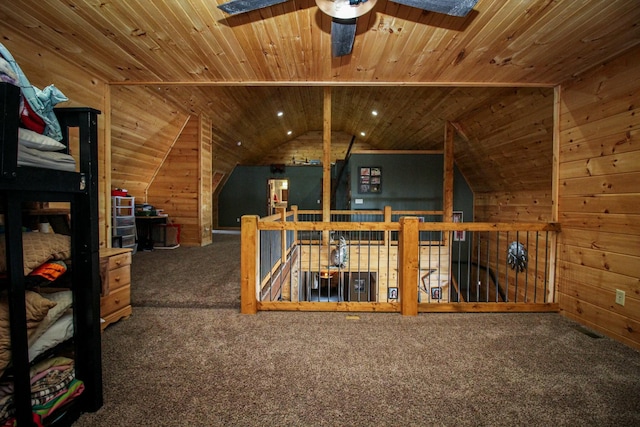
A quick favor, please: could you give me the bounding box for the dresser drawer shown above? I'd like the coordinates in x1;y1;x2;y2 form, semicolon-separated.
107;251;131;270
104;265;131;294
100;285;131;317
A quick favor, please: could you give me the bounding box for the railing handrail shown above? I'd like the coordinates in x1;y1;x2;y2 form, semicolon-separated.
257;219;559;233
295;209;443;216
260;207;559;232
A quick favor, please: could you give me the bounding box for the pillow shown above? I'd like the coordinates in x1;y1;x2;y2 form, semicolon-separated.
0;290;57;377
0;233;71;276
18;127;66;151
24;290;58;323
28;290;72;346
0;290;57;324
28;311;74;362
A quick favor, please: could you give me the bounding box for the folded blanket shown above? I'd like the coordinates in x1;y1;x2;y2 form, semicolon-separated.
0;58;17;85
17;145;76;172
0;357;79;425
0;42;67;141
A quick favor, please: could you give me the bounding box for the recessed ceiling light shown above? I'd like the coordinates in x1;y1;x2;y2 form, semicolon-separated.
236;141;242;146
371;110;378;116
287;130;293;135
277;111;284;117
360;131;366;136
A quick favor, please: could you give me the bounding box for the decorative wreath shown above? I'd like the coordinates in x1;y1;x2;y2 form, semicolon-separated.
507;241;528;272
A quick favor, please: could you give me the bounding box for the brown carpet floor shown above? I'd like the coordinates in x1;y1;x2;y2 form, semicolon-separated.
74;233;640;426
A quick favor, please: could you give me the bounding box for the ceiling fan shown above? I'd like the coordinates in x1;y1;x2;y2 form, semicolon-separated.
217;0;478;57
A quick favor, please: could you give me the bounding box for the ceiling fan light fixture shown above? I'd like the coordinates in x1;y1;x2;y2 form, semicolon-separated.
315;0;377;19
217;0;478;57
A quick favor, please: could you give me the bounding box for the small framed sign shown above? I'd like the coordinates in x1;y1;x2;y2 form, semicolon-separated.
453;211;465;242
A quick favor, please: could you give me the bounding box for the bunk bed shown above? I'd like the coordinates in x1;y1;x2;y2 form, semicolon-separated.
0;82;102;426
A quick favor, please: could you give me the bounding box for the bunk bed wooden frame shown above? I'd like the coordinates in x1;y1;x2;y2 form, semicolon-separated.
0;82;102;426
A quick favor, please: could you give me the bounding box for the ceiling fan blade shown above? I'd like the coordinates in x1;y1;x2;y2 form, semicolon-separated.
218;0;290;15
388;0;478;17
331;18;357;57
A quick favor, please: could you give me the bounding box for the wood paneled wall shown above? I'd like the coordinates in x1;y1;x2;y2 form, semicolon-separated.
147;115;213;246
454;88;555;194
110;86;190;200
557;45;640;350
475;191;554;222
147;117;198;245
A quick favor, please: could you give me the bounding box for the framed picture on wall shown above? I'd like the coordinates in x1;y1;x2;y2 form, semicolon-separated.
453;211;465;241
359;167;382;193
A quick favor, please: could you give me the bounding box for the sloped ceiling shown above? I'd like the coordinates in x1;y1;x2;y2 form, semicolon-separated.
2;0;637;84
1;0;638;194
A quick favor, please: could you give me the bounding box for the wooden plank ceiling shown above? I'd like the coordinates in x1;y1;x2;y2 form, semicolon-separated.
1;0;638;194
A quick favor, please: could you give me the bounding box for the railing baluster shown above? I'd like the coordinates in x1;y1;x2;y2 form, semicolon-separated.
438;231;442;303
505;231;510;302
367;233;372;302
544;231;549;304
495;231;500;303
534;231;539;303
466;231;472;302
307;249;312;303
268;231;272;302
475;231;480;302
524;231;530;303
485;234;490;303
514;230;519;303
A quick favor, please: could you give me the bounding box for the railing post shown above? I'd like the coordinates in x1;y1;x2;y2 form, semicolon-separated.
279;207;287;266
240;215;259;314
399;217;419;316
291;205;298;243
547;231;558;303
384;205;392;245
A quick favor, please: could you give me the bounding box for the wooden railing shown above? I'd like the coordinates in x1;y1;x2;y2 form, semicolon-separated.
241;207;560;315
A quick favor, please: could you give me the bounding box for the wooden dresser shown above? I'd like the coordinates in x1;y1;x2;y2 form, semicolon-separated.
99;247;133;330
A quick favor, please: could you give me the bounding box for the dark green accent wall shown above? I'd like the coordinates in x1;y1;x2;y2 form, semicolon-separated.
217;154;474;228
349;154;444;211
349;154;473;217
218;165;322;227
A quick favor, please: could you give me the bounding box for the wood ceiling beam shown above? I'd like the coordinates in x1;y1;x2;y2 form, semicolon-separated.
108;81;555;88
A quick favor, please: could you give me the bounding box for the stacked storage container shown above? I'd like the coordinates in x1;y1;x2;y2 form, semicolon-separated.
112;196;137;252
